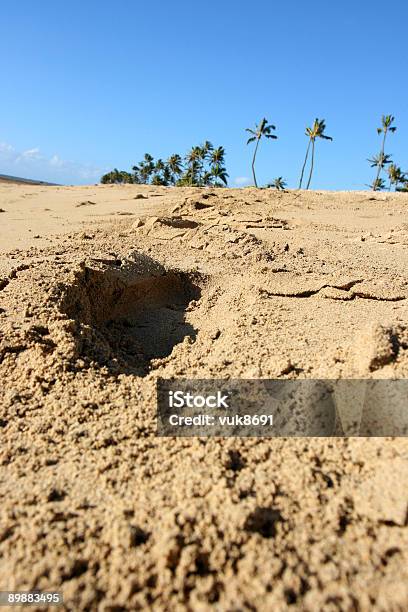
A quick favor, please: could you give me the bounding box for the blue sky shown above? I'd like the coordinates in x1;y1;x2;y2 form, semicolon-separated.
1;0;407;188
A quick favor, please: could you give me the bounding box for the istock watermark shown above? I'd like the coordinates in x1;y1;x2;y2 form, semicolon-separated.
169;390;230;409
156;379;408;437
158;379;275;436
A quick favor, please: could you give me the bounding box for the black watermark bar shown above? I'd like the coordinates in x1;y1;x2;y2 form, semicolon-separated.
157;379;408;437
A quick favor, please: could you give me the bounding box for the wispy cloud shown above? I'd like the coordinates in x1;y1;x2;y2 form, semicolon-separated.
19;147;41;160
0;142;105;184
234;176;251;186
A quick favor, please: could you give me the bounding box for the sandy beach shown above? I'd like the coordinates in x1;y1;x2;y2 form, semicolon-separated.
1;183;408;609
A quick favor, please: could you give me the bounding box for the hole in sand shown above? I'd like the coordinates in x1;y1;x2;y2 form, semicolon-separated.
244;507;283;539
60;255;201;375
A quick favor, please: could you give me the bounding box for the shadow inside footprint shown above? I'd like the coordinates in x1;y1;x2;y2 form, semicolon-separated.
60;255;202;376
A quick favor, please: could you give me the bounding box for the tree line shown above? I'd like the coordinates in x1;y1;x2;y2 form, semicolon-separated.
101;142;228;187
101;114;407;192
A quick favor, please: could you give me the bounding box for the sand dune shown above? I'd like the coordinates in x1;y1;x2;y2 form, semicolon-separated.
1;184;408;609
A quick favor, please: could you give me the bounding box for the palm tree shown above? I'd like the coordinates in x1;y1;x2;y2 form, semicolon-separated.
299;118;333;190
194;142;213;184
133;153;155;184
367;152;393;168
151;158;175;186
148;158;165;185
210;146;226;166
373;115;397;190
210;163;229;187
162;165;173;186
397;181;408;193
167;154;183;184
387;164;406;191
367;177;386;191
201;141;214;157
367;152;392;191
267;177;287;190
131;169;141;184
185;146;202;185
245;118;277;188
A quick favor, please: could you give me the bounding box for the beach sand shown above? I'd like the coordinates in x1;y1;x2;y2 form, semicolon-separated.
1;183;408;609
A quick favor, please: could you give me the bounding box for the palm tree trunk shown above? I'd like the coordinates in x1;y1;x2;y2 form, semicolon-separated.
198;160;203;186
252;138;260;188
306;140;315;190
374;132;387;190
299;140;311;189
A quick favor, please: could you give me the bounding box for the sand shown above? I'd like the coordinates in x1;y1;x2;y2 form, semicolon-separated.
1;183;408;610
